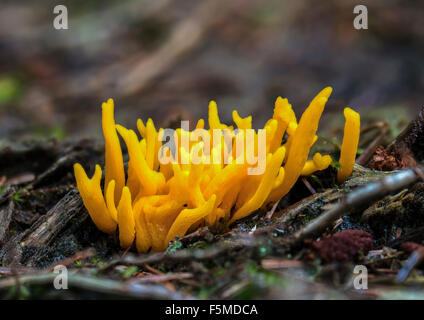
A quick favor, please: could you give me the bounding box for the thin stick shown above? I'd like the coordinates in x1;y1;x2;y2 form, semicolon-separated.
396;248;424;282
0;273;194;299
356;121;389;166
302;177;317;195
45;248;96;271
293;166;420;242
264;199;280;220
132;273;193;284
99;238;254;272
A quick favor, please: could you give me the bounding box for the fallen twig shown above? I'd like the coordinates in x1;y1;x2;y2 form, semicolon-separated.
396;247;424;282
99;238;256;272
0;267;18;276
45;248;96;271
388;225;424;248
264;199;281;220
0;273;193;299
356;121;389;166
132;272;193;284
143;264;176;291
261;259;304;269
293;166;421;242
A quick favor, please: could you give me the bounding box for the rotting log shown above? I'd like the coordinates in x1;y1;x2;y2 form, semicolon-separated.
0;190;85;266
250;164;424;249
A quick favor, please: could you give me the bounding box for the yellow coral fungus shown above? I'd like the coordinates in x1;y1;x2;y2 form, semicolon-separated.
116;187;135;248
301;153;332;176
102;99;125;204
337;107;360;183
74;87;360;253
267;87;332;202
74;164;117;234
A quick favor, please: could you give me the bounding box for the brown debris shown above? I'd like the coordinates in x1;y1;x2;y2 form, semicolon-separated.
356;121;389;166
0;200;14;245
389;107;424;162
293;166;420;242
0;190;85;266
311;230;373;263
400;241;424;255
368;146;415;171
368;108;424;171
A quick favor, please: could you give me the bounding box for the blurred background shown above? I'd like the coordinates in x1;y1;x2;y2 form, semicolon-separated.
0;0;422;141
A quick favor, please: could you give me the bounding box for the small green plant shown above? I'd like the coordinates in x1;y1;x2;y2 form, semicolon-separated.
74;260;82;267
120;266;138;278
13;191;24;203
166;240;183;253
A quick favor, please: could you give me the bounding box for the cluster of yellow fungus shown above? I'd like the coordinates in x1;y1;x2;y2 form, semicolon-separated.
74;87;360;253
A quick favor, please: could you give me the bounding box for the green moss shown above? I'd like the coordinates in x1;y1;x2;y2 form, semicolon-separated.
120;266;138;279
188;241;212;249
74;260;82;267
166;240;183;253
0;76;23;105
6;284;31;300
34;125;66;141
316;135;341;151
198;284;219;299
13;191;24;203
331;160;341;170
213;267;226;276
156;263;166;273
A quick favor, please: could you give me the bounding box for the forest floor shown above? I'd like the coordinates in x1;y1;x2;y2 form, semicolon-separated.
0;107;424;299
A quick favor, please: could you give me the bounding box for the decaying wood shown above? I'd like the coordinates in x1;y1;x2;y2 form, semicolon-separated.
21;190;82;248
388;107;424;162
368;108;424;171
293;165;421;242
273;190;333;223
356;121;389;166
0;190;85;266
0;195;14;244
0;107;423;299
253;165;389;238
0;139;59;179
100;237;257;272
